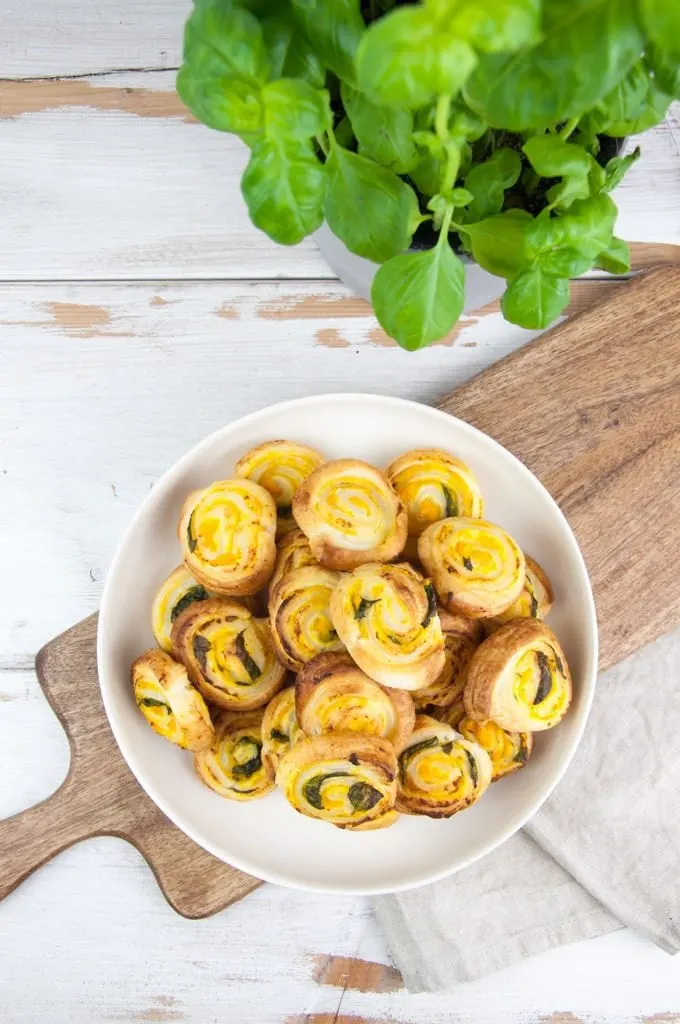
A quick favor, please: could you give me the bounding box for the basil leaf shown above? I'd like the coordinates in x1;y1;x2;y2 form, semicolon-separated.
451;0;541;54
357;5;477;110
341;83;418;175
270;728;289;743
291;0;364;85
466;749;479;788
348;782;383;811
181;2;270;84
171;586;210;622
533;651;553;703
421;582;438;628
139;697;170;711
410;153;445;198
398;735;439;783
592;61;651;128
526;194;616;262
639;0;680;52
177;69;262;137
261;9;325;87
603;147;640;192
464;0;644;130
501;266;570;328
234;631;262;681
595;236;631;274
463;147;521;221
261;79;330;139
193;634;211;674
645;44;680;101
242;137;326;245
354;597;380;620
535;247;593;277
371;240;465;351
605;83;672;135
523;136;593;180
231;737;263;778
303;771;347;810
324;146;418;262
464;209;532;279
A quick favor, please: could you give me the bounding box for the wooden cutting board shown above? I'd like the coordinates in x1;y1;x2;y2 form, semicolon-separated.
2;267;680;918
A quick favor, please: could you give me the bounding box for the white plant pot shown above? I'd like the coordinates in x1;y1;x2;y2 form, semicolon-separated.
314;222;506;311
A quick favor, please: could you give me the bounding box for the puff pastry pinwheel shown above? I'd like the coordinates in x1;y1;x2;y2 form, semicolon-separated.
292;458;407;570
396;714;492;817
172;598;286;711
131;648;214;752
268;565;344;672
484;555;554;632
276;734;397;828
419;516;525;618
464;619;572;732
268;528;318;596
235;440;325;536
437;701;532;781
343;809;400;831
178;479;277;596
411;628;478;709
151;565;213;653
195;709;275;801
261;686;301;777
386;448;484;537
329;562;445;692
296;651;415;750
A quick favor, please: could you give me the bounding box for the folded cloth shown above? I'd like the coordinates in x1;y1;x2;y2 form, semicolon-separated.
374;628;680;992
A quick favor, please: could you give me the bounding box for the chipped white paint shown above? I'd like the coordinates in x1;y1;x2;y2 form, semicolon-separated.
2;12;680;1018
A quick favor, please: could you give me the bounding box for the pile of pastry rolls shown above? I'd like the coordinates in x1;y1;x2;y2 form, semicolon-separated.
131;441;572;830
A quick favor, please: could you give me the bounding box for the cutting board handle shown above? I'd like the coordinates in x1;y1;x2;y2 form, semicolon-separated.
0;774;93;902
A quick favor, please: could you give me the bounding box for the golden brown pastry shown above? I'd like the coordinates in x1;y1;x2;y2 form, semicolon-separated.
386;448;484;537
411;629;477;709
438;608;485;643
151;565;213;654
268;565;344;672
261;686;301;777
419;516;525;618
465;619;572;731
292;458;407;570
343;809;400;831
276;734;397;828
484;555;554;632
235;439;325;536
195;709;275;800
296;651;415;750
268;528;318;596
131;648;214;752
396;714;492;817
329;562;445;691
437;700;532;780
172;598;286;710
178;478;277;596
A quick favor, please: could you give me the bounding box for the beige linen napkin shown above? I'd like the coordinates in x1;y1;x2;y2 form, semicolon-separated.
374;628;680;992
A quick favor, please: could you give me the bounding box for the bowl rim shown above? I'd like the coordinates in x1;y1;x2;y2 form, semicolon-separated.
97;392;598;894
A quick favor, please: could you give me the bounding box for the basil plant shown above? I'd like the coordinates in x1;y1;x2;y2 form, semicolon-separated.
178;0;680;350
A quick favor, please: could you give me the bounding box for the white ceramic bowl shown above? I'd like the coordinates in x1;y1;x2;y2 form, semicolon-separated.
98;394;597;894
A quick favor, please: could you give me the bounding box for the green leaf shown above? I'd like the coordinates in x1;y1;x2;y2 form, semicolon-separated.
410;153;445;197
501;267;570;328
603;147;640;191
449;188;474;207
463;147;521;221
341;84;418;174
291;0;365;85
523;136;593;179
181;2;270;84
645;44;680;101
371;241;466;351
526;194;617;262
639;0;680;51
356;5;477;110
592;61;650;127
177;67;262;137
261;9;325;87
464;209;532;279
261;79;330;139
464;0;644;130
605;83;672;135
595;236;631;273
451;0;541;54
241;137;326;244
324;146;418;262
535;247;593;277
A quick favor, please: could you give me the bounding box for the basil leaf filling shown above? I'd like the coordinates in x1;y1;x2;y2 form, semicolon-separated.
529;591;539;618
139;697;170;712
234;630;262;681
534;651;553;704
398;735;439;783
442;485;458;518
514;744;529;764
441;741;453;754
462;556;473;571
231;737;263;779
187;513;197;553
270;728;289;743
354;597;380;620
421;582;437;628
348;781;383;812
171;585;210;622
193;634;211;673
466;749;479;788
303;771;348;810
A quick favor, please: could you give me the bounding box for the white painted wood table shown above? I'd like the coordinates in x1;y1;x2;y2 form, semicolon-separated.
2;4;680;1021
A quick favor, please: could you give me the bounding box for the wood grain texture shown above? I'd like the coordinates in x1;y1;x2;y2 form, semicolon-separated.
0;614;259;916
443;267;680;671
